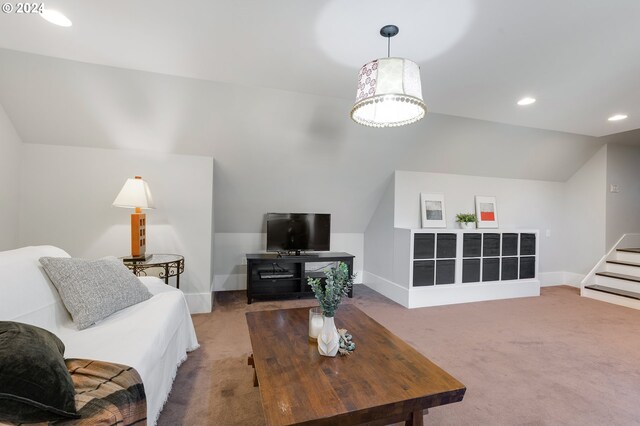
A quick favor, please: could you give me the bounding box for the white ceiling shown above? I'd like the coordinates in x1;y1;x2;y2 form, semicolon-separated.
0;0;639;137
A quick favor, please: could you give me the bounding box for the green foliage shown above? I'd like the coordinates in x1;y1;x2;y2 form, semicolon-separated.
308;262;355;317
338;328;356;356
455;213;477;223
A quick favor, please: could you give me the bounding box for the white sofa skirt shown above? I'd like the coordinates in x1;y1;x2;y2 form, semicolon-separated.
57;278;199;425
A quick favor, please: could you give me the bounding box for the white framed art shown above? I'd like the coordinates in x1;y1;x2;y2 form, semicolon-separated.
475;196;498;228
420;193;446;228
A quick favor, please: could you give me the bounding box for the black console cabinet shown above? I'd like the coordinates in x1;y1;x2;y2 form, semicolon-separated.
245;252;355;304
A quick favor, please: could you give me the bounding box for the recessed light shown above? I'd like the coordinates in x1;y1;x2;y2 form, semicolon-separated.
608;114;628;121
517;97;536;106
40;9;72;27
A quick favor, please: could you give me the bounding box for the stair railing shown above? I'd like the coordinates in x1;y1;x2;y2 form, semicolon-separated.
581;233;640;291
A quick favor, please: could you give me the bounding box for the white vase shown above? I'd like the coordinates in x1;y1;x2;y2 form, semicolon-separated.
317;316;340;357
460;222;476;229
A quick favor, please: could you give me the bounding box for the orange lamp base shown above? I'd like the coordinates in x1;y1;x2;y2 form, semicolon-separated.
130;208;147;259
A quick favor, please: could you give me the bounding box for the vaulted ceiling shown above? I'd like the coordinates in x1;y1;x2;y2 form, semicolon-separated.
1;1;637;233
0;49;604;233
0;0;639;137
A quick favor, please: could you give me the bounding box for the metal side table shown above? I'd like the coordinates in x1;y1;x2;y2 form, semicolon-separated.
122;254;184;289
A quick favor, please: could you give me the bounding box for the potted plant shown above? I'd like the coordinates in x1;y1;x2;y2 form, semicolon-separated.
308;262;355;357
455;213;477;229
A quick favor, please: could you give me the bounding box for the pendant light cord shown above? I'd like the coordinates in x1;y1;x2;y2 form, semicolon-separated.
380;25;398;58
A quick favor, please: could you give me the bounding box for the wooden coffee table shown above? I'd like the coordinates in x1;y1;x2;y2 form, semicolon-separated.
246;304;466;425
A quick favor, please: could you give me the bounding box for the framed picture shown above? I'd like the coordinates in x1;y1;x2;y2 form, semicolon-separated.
420;193;446;228
475;196;498;228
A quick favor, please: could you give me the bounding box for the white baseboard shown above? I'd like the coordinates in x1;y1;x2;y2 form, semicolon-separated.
362;271;410;307
184;292;212;314
361;269;589;309
363;271;540;308
408;280;540;308
539;272;565;287
563;272;585;288
537;271;584;288
214;274;246;291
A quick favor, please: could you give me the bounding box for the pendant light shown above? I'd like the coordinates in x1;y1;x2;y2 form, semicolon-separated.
350;25;427;128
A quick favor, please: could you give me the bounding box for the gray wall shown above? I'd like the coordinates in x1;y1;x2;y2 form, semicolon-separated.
18;144;214;312
0;48;605;237
363;169;568;287
363;145;613;289
0;102;21;250
564;146;608;276
363;176;395;281
1;49;624;291
393;170;567;274
606;143;640;248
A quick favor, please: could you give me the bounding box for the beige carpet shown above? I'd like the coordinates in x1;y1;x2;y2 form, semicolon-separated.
158;286;640;425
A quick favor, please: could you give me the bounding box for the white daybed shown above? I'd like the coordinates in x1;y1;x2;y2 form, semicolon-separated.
0;245;199;424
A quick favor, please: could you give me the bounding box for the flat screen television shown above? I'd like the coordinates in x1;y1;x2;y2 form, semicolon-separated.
266;213;330;254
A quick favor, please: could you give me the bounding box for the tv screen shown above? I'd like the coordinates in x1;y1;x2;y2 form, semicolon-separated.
266;213;330;252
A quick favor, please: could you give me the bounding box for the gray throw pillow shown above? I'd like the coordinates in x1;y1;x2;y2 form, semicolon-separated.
39;256;152;330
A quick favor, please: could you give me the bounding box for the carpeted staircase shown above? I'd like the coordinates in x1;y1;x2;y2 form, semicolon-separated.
583;244;640;308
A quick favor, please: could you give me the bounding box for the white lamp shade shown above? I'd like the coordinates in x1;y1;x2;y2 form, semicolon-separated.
351;57;427;128
112;177;155;209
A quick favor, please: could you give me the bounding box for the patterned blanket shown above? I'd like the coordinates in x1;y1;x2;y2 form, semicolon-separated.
5;359;147;426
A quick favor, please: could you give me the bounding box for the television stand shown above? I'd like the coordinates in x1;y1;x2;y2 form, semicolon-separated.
246;252;355;304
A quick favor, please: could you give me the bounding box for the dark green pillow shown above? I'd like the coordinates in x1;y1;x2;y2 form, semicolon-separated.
0;322;79;422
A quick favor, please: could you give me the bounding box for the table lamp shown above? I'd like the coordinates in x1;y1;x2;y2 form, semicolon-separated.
113;176;155;260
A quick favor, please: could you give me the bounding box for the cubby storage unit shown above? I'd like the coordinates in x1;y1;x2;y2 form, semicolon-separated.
392;229;539;308
413;233;457;286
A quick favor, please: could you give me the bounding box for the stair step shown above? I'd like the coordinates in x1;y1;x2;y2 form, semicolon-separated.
584;285;640;301
617;248;640;254
607;260;640;268
595;271;640;283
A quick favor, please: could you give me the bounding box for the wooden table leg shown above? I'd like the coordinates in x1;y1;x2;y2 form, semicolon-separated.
405;408;426;426
247;354;258;387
